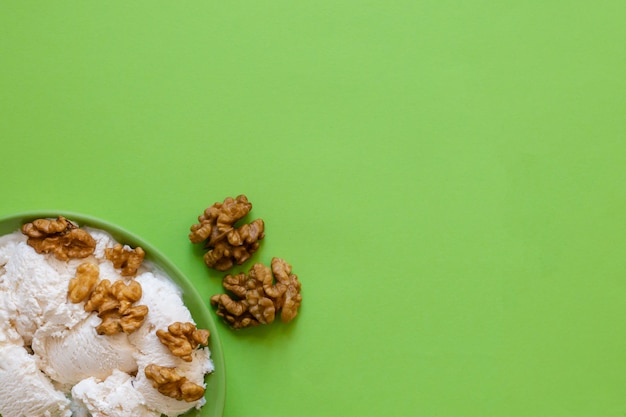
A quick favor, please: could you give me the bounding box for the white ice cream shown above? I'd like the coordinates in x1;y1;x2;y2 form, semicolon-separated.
71;370;156;417
130;271;214;416
36;314;137;387
0;233;89;346
0;343;72;417
0;226;214;417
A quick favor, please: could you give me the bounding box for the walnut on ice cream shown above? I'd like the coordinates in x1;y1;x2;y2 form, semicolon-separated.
105;243;145;277
21;216;96;260
84;279;148;335
189;195;265;271
144;364;205;402
68;262;100;303
156;322;210;362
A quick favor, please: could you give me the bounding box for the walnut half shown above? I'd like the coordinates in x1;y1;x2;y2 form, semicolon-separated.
144;364;205;402
68;262;100;303
189;195;265;271
156;322;210;362
84;279;148;335
21;216;96;261
105;243;145;277
210;258;302;329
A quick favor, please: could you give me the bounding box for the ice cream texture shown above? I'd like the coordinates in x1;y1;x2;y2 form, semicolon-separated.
0;226;214;417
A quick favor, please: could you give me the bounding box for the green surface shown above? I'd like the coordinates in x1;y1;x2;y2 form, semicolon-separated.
1;1;626;416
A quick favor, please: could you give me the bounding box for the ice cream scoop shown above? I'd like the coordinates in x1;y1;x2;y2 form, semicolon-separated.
0;342;71;417
71;369;157;417
35;314;138;387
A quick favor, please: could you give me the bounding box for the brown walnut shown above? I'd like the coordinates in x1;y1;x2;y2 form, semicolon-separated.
209;293;260;330
105;243;145;277
189;195;265;271
21;216;96;261
84;279;148;335
156;322;210;362
210;257;302;329
144;364;205;402
68;262;100;303
270;257;302;323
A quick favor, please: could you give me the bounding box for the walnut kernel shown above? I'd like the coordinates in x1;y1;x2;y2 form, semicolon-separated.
105;243;145;276
22;216;71;237
156;322;210;362
144;364;205;402
21;216;96;260
270;257;302;323
98;304;149;335
209;293;259;329
189;195;265;271
68;262;100;303
210;258;302;329
84;279;148;335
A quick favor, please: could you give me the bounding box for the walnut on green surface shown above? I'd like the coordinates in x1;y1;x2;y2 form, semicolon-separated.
270;257;302;323
84;279;148;335
156;322;210;362
144;364;205;402
105;243;145;276
210;257;302;329
189;195;265;271
68;262;100;303
21;216;96;261
210;293;261;330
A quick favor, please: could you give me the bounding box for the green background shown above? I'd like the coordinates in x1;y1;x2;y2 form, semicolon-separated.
1;1;625;416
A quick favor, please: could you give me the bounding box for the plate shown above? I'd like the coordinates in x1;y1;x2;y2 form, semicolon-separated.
0;211;225;417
